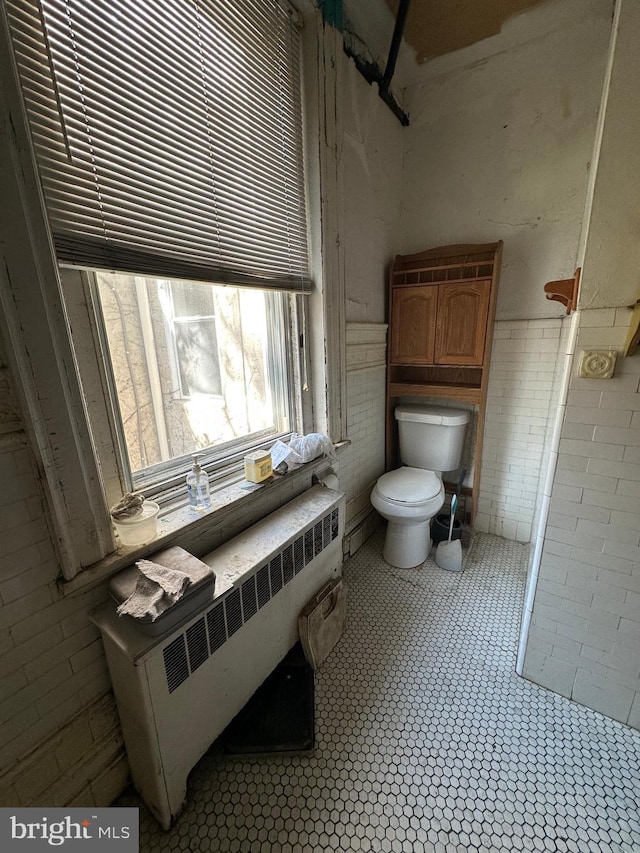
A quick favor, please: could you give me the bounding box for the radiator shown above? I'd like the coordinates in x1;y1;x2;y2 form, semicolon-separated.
92;485;345;829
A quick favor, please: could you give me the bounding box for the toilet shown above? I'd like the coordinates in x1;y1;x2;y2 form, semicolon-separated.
371;404;470;569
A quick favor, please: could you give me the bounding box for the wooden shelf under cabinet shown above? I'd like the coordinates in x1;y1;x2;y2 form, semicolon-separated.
388;382;482;404
385;241;503;525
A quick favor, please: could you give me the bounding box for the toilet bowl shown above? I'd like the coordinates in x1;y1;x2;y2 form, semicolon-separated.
371;403;469;569
371;467;445;568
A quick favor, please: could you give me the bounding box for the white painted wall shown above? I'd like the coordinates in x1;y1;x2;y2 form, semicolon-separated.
337;53;402;545
341;56;404;322
337;56;402;549
578;0;640;310
397;0;613;321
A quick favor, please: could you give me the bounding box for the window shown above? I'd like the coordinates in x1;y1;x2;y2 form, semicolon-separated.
93;273;297;492
7;0;312;502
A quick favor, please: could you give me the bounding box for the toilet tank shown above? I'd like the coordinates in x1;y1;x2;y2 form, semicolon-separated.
395;404;469;472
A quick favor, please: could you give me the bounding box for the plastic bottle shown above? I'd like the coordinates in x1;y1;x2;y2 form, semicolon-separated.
186;455;211;510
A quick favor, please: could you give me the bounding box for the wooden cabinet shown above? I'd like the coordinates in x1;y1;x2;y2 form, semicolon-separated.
434;281;490;365
390;280;491;367
389;286;437;364
385;242;503;525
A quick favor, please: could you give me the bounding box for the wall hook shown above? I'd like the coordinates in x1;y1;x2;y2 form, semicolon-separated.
543;267;581;314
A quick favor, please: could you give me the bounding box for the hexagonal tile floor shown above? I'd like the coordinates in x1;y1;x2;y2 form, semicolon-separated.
118;531;640;852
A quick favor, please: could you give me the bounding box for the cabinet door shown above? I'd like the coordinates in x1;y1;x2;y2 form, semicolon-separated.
389;286;437;364
435;281;490;365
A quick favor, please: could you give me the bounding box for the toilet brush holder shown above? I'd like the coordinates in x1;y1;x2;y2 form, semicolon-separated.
431;513;462;547
434;494;463;572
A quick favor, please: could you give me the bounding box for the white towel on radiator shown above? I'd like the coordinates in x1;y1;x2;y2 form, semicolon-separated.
116;559;190;621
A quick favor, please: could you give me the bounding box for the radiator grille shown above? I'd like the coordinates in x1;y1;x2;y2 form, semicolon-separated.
186;618;208;673
163;506;340;693
163;635;189;694
282;544;294;585
207;603;225;655
224;588;242;637
269;553;283;596
241;576;258;622
304;529;314;564
256;564;270;609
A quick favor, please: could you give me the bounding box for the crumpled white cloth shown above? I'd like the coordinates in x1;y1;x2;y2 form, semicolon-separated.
116;559;190;622
271;433;336;472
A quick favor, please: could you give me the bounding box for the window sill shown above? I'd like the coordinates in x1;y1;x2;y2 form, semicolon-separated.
59;444;348;597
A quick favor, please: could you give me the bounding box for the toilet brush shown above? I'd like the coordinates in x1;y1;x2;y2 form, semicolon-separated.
435;494;463;572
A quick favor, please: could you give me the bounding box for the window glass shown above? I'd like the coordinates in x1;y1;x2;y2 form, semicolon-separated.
94;273;294;483
169;281;222;397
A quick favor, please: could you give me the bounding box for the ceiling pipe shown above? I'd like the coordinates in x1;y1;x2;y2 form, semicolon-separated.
381;0;411;91
378;0;411;125
341;0;411;126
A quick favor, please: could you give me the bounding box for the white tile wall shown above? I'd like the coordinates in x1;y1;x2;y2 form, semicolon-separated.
476;318;569;542
523;307;640;728
340;324;387;553
0;335;126;805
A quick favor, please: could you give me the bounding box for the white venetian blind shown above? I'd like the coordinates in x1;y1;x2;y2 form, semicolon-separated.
6;0;311;291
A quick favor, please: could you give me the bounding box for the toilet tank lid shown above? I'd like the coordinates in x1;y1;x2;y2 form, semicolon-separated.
395;404;470;426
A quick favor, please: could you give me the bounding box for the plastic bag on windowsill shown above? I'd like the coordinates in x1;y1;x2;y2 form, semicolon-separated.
271;433;336;473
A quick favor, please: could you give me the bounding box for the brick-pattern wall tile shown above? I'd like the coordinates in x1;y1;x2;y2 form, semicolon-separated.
477;318;568;542
1;691;126;809
524;308;640;729
341;324;387;540
0;342;126;801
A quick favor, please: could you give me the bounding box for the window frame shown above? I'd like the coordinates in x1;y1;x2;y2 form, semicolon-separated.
85;270;306;507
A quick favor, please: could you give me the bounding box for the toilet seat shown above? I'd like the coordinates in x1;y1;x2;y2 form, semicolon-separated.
376;467;441;507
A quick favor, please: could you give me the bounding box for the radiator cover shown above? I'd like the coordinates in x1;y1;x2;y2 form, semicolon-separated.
92;485;344;829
